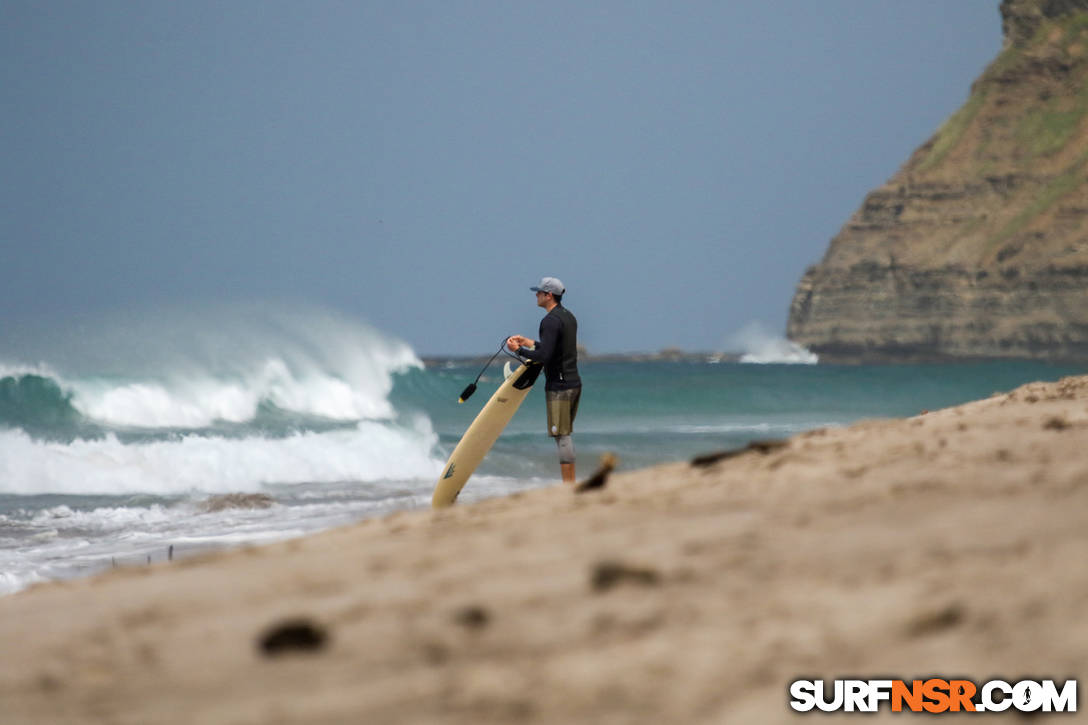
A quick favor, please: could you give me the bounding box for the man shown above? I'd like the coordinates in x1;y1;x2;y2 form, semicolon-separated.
507;277;582;483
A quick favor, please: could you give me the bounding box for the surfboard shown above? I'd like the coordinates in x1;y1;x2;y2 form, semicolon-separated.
432;361;543;508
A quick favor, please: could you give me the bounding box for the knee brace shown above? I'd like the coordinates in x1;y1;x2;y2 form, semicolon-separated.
555;434;576;464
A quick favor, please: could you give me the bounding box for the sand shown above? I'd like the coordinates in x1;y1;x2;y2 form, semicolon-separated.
2;375;1086;724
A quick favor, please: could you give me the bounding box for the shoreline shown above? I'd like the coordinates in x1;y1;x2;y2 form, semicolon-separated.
421;352;1088;367
2;376;1087;723
420;350;741;367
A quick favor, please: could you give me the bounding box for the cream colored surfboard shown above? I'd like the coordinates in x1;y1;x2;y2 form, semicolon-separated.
432;362;542;508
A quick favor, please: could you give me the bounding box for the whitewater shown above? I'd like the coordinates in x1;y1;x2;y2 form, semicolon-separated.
1;305;1082;595
0;304;458;593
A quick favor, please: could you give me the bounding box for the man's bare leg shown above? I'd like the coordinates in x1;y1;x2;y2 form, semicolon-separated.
561;462;576;483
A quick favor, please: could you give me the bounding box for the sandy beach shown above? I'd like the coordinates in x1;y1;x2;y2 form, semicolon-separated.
2;375;1086;724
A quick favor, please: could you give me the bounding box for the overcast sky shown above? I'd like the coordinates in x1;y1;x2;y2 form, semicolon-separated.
2;1;1001;356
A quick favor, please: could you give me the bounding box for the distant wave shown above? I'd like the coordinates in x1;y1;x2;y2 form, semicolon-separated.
727;322;818;365
0;303;445;494
70;355;404;429
0;303;423;431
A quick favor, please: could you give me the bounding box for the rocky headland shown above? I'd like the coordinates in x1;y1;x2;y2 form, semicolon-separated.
789;0;1088;362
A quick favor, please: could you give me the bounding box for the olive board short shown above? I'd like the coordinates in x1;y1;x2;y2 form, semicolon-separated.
546;387;581;437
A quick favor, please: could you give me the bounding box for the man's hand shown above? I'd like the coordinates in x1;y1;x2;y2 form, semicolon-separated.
507;335;532;351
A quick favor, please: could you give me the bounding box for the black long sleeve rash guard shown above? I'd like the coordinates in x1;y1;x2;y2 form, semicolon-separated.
517;305;581;391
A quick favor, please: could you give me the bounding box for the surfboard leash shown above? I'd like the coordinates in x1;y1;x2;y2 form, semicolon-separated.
458;338;517;403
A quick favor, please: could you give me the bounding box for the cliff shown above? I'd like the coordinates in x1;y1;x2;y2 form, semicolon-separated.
788;0;1088;362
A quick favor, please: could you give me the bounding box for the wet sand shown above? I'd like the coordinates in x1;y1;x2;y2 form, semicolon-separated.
2;376;1086;723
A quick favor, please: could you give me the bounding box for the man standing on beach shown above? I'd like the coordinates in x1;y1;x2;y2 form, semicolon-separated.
507;277;582;483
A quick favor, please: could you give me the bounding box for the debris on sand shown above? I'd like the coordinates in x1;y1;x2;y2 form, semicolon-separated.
258;618;328;656
590;561;661;592
201;493;275;513
575;453;618;493
690;439;788;467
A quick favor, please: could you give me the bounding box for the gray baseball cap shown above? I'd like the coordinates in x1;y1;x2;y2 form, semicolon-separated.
530;277;565;295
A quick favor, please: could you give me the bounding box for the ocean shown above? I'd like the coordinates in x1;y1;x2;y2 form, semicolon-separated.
1;306;1083;594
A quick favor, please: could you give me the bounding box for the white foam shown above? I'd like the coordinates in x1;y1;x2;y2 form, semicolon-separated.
24;504;175;532
0;362;60;380
664;421;823;434
726;322;818;365
168;530;308;546
3;303;423;428
0;415;442;495
0;571;46;596
0;481;442;596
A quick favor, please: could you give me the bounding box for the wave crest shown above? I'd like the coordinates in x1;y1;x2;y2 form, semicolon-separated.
1;303;422;430
727;322;818;365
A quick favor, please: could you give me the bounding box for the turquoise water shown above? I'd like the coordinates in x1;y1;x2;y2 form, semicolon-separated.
1;314;1083;594
403;359;1086;476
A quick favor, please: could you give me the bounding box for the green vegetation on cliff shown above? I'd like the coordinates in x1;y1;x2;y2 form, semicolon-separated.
788;0;1088;362
918;90;989;172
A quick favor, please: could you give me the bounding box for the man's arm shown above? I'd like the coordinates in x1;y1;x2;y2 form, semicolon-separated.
515;316;559;363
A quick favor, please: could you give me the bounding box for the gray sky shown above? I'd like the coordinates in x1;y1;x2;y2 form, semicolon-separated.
2;1;1001;356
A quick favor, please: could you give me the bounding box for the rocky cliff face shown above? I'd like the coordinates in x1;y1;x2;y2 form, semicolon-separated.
788;0;1088;362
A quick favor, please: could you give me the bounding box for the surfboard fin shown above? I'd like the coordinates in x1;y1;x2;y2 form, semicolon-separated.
502;361;516;380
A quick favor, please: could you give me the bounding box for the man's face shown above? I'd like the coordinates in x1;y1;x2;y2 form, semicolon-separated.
536;290;550;308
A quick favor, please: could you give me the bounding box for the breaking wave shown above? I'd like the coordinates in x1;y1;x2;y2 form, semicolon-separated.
727;322;819;365
0;303;444;494
0;420;441;495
